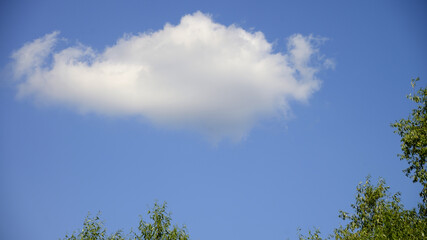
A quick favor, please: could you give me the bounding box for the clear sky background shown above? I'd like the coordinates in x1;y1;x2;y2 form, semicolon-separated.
0;1;426;240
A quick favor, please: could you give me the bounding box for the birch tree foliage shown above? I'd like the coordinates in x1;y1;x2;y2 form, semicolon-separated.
62;202;189;240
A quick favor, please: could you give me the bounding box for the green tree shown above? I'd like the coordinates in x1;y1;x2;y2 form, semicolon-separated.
333;177;426;239
62;202;190;240
392;77;427;204
62;213;126;240
136;202;190;240
299;178;427;240
299;78;427;239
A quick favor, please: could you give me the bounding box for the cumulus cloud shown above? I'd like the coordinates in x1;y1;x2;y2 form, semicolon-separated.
11;12;331;141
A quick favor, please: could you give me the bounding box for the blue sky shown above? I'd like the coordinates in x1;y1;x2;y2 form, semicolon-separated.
0;1;426;239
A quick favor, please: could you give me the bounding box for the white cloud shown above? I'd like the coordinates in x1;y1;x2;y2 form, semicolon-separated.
11;12;331;141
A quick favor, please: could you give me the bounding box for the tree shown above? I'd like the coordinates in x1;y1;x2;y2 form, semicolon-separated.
299;178;427;240
392;77;427;205
62;202;190;240
333;177;426;239
62;214;126;240
299;78;427;239
136;202;190;240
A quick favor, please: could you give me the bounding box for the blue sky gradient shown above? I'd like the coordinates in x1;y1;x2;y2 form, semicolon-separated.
1;1;426;240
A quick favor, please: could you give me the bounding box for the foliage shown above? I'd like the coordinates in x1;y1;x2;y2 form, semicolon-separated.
62;202;189;240
334;177;426;239
136;202;190;240
62;213;126;240
299;78;427;239
392;77;427;204
299;177;427;240
298;228;322;240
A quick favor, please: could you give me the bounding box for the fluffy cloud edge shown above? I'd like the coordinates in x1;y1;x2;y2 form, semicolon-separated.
10;12;332;142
